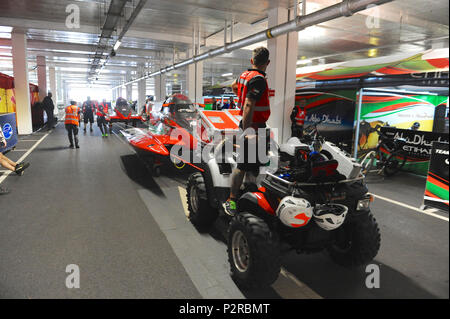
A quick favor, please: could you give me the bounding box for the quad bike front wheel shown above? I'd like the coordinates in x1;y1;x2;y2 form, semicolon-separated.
186;172;218;231
327;212;381;267
227;212;281;289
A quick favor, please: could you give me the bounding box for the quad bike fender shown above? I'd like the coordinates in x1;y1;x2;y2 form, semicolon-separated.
199;165;221;209
238;192;276;217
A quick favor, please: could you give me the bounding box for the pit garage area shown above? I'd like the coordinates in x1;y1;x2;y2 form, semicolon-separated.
0;0;449;303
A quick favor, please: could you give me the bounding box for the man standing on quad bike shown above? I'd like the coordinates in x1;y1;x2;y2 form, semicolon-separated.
222;47;271;216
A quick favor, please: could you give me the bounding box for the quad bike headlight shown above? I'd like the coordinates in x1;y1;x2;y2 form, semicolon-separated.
357;194;374;211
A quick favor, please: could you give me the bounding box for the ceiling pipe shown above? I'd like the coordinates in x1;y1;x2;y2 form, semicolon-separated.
113;0;394;89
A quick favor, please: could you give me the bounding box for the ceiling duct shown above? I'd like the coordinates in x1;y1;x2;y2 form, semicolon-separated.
89;0;128;79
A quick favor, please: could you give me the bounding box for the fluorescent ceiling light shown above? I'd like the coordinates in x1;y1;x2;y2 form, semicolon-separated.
221;73;233;77
0;26;12;33
113;41;122;51
298;26;325;39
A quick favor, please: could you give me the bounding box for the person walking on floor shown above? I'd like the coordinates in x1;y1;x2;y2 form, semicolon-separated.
97;99;109;137
0;126;30;195
42;92;55;130
65;100;81;149
82;96;95;133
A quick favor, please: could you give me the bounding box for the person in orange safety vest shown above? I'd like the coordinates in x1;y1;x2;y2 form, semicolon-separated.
223;47;271;217
65;100;81;148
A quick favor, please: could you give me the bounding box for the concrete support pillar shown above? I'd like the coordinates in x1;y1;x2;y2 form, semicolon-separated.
187;64;203;104
36;55;47;102
63;80;69;106
137;64;146;114
266;6;298;143
11;29;32;135
57;71;63;104
112;84;117;102
187;49;204;104
155;74;166;102
126;71;132;101
49;66;56;105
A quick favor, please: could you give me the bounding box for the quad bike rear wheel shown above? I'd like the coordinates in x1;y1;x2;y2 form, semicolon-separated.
327;212;381;267
227;212;281;289
186;172;218;231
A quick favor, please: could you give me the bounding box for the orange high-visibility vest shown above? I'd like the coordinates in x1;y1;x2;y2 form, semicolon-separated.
237;70;270;126
96;103;108;117
295;106;306;126
65;105;80;126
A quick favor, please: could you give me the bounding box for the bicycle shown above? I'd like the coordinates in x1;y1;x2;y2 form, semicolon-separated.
359;129;407;177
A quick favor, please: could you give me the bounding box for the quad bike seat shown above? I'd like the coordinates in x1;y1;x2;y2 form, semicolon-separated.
309;159;346;183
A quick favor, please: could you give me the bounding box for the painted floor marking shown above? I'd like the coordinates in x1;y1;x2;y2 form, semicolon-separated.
178;186;190;218
0;129;52;185
371;193;449;222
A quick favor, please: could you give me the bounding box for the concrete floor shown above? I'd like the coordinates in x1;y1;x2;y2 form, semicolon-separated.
0;123;448;299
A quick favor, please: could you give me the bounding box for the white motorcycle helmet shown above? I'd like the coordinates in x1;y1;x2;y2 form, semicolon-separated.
313;203;348;231
276;196;313;228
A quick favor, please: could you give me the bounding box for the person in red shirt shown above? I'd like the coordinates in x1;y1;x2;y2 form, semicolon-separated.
223;47;271;216
97;99;110;137
291;99;306;138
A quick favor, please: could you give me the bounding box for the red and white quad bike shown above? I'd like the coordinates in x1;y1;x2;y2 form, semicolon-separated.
186;133;381;289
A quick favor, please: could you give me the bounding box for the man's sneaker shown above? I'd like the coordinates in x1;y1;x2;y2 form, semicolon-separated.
222;199;237;217
15;162;30;175
75;145;80;149
105;133;108;137
102;134;105;137
69;144;74;148
0;186;10;195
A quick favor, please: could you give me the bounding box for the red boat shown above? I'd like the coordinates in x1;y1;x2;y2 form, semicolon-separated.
120;94;201;176
108;97;144;128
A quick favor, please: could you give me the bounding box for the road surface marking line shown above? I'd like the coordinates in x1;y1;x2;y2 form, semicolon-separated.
371;193;449;222
0;130;51;185
10;149;28;152
178;187;190;218
277;267;323;299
